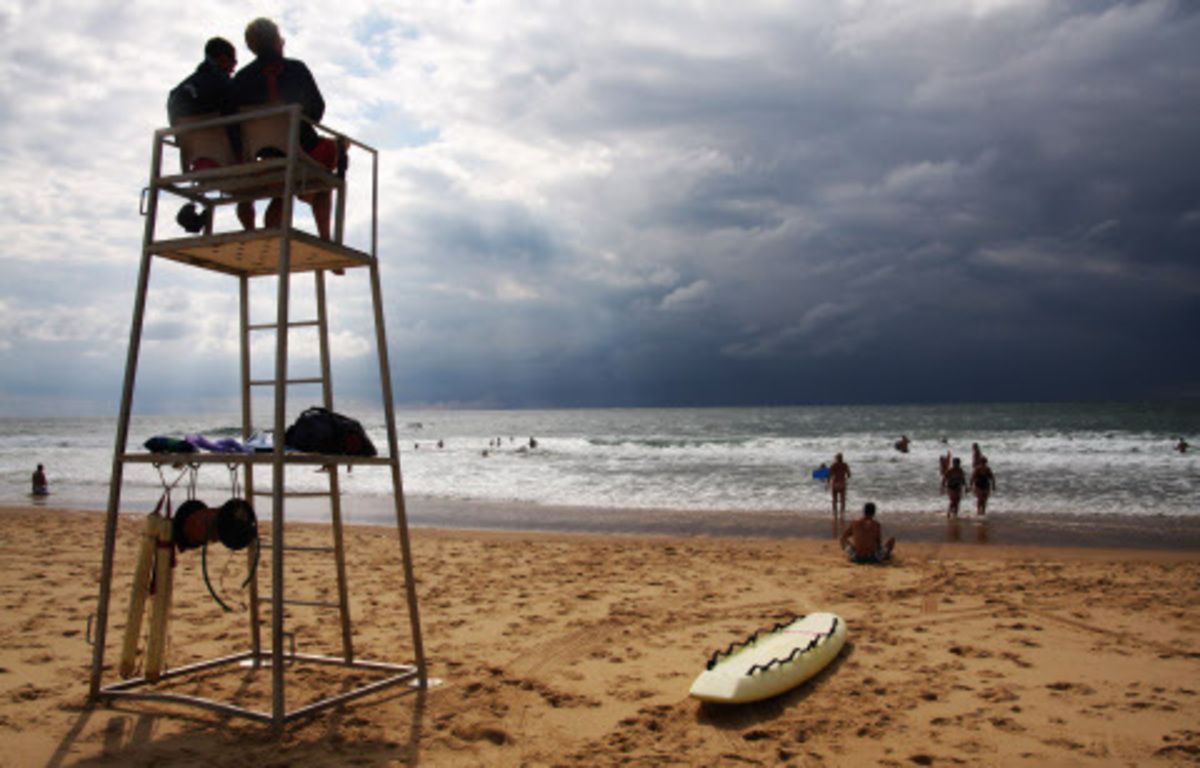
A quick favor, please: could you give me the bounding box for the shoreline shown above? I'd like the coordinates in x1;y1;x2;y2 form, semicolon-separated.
14;494;1200;551
400;497;1200;550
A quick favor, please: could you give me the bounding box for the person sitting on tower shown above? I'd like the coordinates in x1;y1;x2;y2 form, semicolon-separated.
167;37;254;233
232;17;338;240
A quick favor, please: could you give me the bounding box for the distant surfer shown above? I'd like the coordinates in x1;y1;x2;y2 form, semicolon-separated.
1176;437;1189;454
840;502;895;564
894;435;910;453
828;453;851;517
970;458;996;516
31;464;49;496
942;457;966;518
529;437;538;449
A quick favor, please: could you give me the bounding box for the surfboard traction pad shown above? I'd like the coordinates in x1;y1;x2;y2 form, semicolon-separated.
705;614;841;675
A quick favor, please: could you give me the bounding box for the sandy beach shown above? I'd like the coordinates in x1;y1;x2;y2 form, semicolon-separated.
1;504;1198;766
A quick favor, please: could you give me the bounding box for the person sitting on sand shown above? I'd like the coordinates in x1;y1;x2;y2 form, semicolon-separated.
970;457;996;516
828;453;851;517
31;464;48;496
840;502;895;564
942;457;966;518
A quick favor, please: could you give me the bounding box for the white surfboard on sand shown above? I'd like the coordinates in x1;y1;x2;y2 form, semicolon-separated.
690;612;847;704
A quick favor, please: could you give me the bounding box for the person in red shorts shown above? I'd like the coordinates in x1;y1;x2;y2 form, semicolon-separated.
232;17;338;239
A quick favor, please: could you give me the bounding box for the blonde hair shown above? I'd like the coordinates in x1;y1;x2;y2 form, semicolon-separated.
245;17;281;56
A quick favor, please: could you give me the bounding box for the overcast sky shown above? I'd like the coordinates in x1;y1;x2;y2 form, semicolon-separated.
1;0;1198;415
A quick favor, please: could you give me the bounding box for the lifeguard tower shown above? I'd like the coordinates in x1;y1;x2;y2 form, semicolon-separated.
88;106;427;727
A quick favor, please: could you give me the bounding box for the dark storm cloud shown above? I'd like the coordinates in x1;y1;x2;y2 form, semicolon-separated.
1;2;1197;413
375;1;1200;405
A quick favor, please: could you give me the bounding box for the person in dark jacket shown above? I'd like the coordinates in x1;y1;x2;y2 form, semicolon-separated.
167;37;238;129
232;18;337;239
167;37;252;232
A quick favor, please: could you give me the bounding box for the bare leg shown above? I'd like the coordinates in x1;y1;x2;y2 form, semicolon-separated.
236;202;256;231
308;191;332;240
264;198;283;229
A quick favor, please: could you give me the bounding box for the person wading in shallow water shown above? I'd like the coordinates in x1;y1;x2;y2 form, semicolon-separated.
31;464;48;496
971;457;996;516
942;457;966;518
827;453;851;518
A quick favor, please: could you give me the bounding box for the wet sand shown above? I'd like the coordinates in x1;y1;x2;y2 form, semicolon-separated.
390;496;1200;550
1;503;1198;766
22;487;1200;550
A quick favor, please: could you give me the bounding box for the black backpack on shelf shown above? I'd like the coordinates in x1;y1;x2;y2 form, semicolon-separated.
284;407;377;457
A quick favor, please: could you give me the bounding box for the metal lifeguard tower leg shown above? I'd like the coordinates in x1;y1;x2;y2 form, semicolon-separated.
89;137;166;700
368;257;427;685
267;131;300;727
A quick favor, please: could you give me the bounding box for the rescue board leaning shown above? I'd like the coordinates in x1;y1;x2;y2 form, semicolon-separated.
689;612;847;704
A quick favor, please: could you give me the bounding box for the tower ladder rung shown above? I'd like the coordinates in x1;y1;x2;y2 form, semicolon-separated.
248;320;321;331
249;377;324;386
251;490;335;498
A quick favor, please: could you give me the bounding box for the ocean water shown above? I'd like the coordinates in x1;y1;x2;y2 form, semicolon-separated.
1;403;1197;525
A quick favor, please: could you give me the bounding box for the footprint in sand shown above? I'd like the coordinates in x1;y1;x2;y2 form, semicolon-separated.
451;722;511;745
